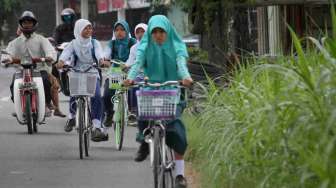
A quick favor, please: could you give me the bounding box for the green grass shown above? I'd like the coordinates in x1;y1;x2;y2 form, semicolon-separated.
184;6;336;188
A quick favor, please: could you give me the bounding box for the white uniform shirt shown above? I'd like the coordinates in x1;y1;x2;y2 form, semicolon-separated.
125;42;138;67
6;33;57;72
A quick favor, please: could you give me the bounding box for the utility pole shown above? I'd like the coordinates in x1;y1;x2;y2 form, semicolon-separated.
55;0;64;26
81;0;89;19
117;8;126;21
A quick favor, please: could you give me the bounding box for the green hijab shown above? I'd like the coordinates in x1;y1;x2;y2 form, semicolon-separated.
109;20;134;62
136;15;189;82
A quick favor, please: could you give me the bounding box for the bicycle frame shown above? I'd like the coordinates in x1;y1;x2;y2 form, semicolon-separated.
66;64;97;159
144;121;171;166
111;88;128;125
73;96;91;132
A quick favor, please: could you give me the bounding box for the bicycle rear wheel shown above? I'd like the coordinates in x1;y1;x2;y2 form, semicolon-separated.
77;99;85;159
25;94;33;134
114;93;125;150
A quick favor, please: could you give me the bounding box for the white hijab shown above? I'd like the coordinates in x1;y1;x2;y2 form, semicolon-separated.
134;23;148;42
73;19;93;63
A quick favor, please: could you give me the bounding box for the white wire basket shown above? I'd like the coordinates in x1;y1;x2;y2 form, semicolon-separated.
136;89;179;120
68;72;97;97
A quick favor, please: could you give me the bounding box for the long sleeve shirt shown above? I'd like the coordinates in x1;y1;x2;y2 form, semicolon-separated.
128;55;191;82
6;33;57;72
59;39;104;67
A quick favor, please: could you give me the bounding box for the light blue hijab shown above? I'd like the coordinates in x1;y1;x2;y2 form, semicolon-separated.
135;15;189;82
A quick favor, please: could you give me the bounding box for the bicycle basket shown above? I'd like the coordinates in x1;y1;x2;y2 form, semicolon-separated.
136;90;179;120
68;72;97;96
109;67;127;89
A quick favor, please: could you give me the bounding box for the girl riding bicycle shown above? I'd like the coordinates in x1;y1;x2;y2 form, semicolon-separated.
124;15;193;188
102;20;136;127
57;19;110;142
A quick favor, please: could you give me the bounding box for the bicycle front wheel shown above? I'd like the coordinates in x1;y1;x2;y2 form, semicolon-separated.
114;93;125;150
77;99;85;159
25;94;33;134
153;126;163;188
161;147;175;188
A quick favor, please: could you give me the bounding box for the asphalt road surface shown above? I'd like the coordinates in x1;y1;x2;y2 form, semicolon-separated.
0;67;153;188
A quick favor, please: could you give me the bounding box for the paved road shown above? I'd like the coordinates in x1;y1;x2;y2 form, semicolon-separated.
0;67;153;188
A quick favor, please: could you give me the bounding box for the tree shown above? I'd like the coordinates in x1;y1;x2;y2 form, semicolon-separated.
0;0;21;43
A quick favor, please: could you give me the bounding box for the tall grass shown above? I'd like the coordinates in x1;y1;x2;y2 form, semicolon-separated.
185;6;336;188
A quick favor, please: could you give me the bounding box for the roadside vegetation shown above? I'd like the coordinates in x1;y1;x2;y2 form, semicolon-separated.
185;6;336;188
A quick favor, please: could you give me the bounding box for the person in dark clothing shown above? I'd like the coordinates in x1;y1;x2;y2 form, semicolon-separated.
53;8;76;45
51;8;77;97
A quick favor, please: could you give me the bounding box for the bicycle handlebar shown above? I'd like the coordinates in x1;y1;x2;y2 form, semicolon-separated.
109;59;126;66
62;64;99;73
132;80;181;88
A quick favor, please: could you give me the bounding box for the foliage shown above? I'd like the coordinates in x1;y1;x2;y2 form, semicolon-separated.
187;47;209;62
0;0;21;12
185;5;336;188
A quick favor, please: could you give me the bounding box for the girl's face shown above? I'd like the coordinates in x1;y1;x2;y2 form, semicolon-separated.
151;27;167;45
135;28;145;41
114;25;126;39
81;25;93;38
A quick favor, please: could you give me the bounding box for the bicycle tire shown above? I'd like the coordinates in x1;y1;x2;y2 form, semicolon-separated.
78;99;84;159
153;126;162;188
84;131;89;157
115;93;125;150
161;147;174;188
32;93;38;133
84;100;90;157
25;94;33;134
33;115;38;133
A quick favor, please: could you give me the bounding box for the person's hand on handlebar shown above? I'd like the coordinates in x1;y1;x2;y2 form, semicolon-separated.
123;79;134;87
55;60;65;69
32;57;53;63
99;59;111;68
181;77;193;88
121;64;130;72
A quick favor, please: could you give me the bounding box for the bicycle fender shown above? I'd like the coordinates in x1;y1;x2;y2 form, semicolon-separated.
13;79;24;123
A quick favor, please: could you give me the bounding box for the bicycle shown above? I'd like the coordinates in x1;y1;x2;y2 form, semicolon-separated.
134;80;184;188
66;64;98;159
101;59;128;150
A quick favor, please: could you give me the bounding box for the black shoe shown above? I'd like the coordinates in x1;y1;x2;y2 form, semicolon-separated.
103;114;113;127
175;175;187;188
134;142;149;162
91;128;109;142
64;118;75;132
